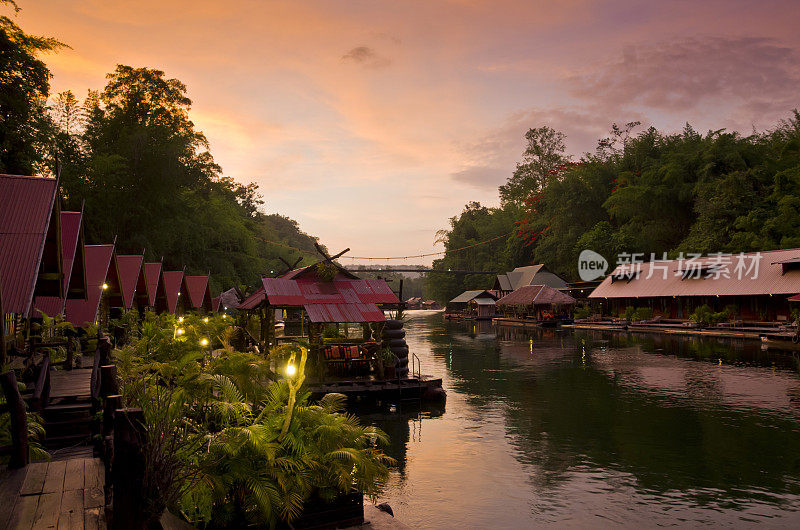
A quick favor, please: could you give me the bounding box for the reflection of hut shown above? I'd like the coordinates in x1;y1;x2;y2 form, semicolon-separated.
447;290;499;318
496;285;576;323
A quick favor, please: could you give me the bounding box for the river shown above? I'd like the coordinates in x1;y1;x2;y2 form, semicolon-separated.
363;310;800;528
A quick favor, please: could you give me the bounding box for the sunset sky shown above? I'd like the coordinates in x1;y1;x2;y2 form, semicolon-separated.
14;0;800;264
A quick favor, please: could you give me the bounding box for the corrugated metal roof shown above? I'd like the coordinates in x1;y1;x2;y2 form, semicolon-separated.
161;271;184;314
116;255;143;310
185;275;210;309
262;278;400;306
0;174;59;314
495;274;513;291
143;262;161;306
589;249;800;299
237;287;265;310
303;303;385;323
32;211;84;317
65;244;114;327
496;285;576;306
472;298;496;306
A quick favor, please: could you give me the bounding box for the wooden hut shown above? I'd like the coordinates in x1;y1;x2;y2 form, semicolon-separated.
0;174;65;357
496;284;576;323
446;290;498;318
113;254;144;313
32;210;88;319
140;261;162;311
158;270;186;314
65;244;116;329
184;275;213;313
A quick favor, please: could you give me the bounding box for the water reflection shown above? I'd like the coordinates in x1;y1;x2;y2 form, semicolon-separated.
365;313;800;527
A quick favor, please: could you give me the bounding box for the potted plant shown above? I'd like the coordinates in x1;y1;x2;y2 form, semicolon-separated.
373;347;397;380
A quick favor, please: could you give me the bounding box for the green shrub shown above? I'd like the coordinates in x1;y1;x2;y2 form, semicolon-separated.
689;304;714;327
632;307;653;322
574;306;592;320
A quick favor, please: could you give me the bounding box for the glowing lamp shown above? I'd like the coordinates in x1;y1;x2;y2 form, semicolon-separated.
200;338;209;347
203;317;209;323
285;364;297;377
178;317;184;323
176;328;185;335
102;283;109;290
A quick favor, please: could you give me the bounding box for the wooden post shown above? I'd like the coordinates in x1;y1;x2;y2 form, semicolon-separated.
98;334;112;366
64;336;74;370
103;394;122;437
0;371;29;468
100;365;119;398
112;408;146;530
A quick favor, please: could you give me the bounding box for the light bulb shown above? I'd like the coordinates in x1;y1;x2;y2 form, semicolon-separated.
102;283;108;290
285;364;297;377
200;338;209;346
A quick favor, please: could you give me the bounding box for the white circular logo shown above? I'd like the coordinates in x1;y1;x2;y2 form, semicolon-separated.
578;249;608;281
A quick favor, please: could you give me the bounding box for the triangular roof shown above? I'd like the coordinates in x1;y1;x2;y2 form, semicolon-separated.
115;255;144;310
142;262;162;307
32;210;86;317
0;174;60;315
65;244;115;327
211;296;221;312
449;290;498;304
184;275;212;310
496;285;576;306
161;270;184;314
495;265;567;291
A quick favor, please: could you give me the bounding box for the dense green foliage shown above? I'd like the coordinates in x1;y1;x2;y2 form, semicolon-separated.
115;312;392;528
0;5;321;292
428;116;800;302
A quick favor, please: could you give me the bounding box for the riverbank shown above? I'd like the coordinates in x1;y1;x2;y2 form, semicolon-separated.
566;323;764;340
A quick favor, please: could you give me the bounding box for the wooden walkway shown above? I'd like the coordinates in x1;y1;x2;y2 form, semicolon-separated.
49;369;92;400
0;458;105;529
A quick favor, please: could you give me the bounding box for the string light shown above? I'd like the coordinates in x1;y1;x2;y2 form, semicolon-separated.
203;317;208;323
199;338;209;346
102;283;109;290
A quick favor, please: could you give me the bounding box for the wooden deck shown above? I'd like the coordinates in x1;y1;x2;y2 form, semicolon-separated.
0;458;105;529
308;376;445;403
49;369;92;400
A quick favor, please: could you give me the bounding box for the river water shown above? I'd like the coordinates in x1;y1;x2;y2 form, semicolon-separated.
364;310;800;528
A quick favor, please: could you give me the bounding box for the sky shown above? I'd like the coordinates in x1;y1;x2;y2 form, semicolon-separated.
13;0;800;265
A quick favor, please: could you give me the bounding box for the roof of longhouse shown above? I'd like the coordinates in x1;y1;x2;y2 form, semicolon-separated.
589;249;800;299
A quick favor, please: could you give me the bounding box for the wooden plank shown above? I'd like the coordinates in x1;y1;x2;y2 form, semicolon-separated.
83;460;104;509
83;459;103;489
0;467;28;528
63;459;85;492
42;461;67;493
60;489;83;515
20;462;49;496
57;511;83;530
83;508;104;530
7;494;39;530
32;491;60;529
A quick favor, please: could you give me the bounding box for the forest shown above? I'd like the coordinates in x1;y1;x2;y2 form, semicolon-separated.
427;115;800;303
0;4;320;293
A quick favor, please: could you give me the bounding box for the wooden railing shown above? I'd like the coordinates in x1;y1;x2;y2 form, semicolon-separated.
30;354;51;412
0;370;29;468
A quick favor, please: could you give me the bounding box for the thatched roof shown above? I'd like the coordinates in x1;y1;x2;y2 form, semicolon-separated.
496;285;576;307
